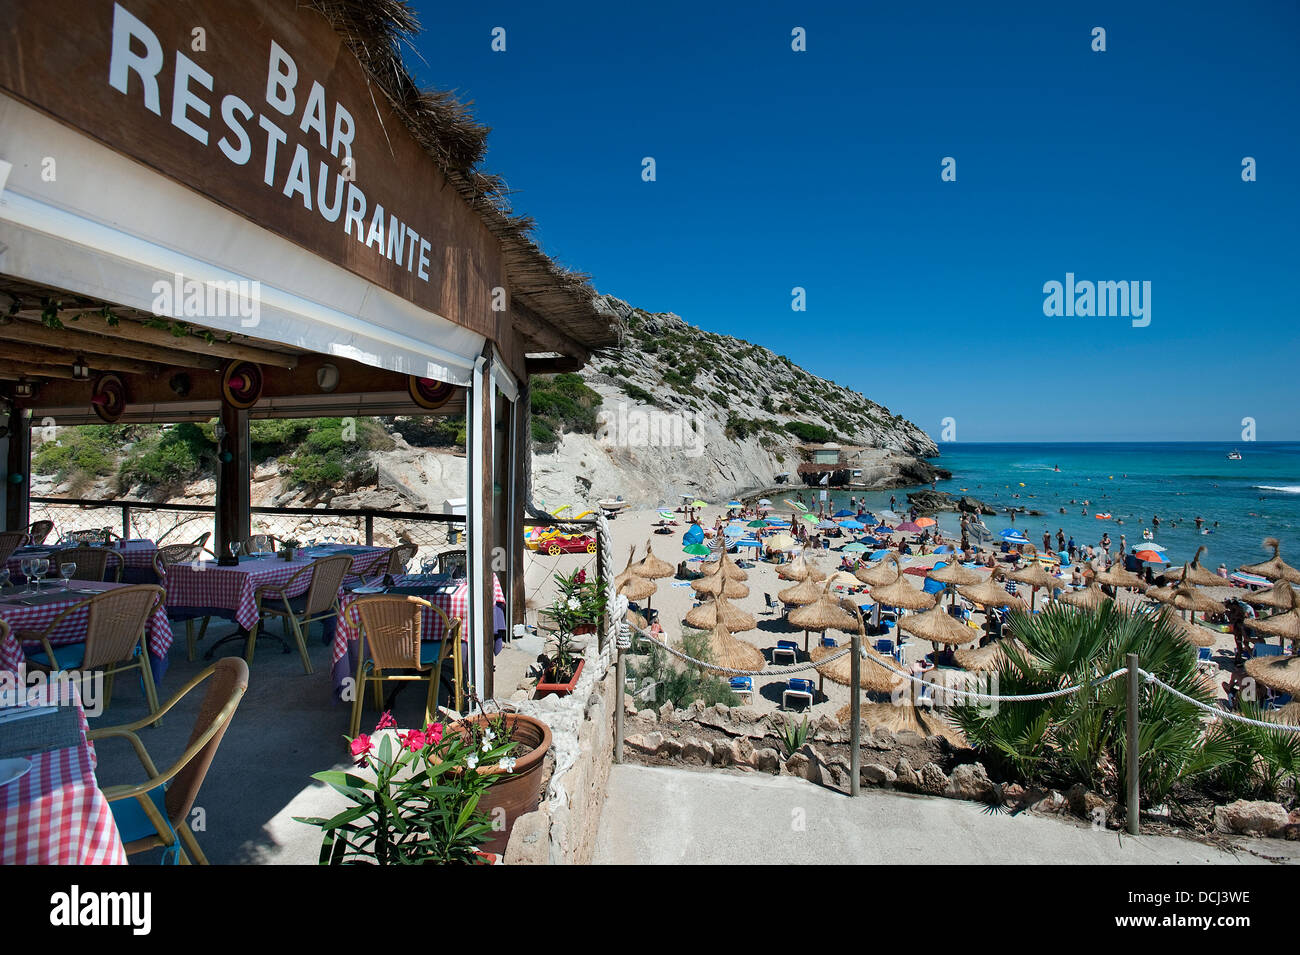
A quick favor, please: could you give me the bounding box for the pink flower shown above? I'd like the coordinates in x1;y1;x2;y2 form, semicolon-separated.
575;570;586;584
374;711;396;731
400;729;427;752
350;734;374;764
425;722;444;744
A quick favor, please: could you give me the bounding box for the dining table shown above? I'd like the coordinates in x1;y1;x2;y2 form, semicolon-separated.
0;673;127;864
0;580;174;682
7;540;160;584
161;544;390;645
330;573;506;696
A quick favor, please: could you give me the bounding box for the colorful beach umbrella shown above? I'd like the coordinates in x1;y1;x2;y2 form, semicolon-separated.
839;519;866;530
896;521;923;533
1133;549;1166;563
683;543;711;556
842;542;869;553
914;517;937;528
833;509;855;518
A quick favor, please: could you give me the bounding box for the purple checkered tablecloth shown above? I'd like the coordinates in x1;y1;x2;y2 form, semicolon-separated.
0;580;173;677
162;545;387;631
7;541;158;579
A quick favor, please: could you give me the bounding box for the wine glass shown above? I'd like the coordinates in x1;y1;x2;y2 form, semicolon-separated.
33;558;49;591
19;558;32;592
60;562;75;590
229;541;244;561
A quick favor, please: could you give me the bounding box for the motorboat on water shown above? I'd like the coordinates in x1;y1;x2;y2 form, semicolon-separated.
1227;450;1243;460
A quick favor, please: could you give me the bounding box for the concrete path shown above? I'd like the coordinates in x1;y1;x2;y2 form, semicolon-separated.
593;764;1291;865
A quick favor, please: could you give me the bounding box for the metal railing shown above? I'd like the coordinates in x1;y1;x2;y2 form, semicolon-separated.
29;496;465;567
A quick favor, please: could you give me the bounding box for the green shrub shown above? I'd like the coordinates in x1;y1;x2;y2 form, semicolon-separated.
118;423;212;489
530;373;601;442
617;379;654;404
626;627;739;711
32;425;132;479
784;421;836;444
390;415;466;448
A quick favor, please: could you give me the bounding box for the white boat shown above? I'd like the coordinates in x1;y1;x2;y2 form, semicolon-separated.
1227;450;1242;461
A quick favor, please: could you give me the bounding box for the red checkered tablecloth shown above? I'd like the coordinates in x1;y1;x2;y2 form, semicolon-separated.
0;676;128;865
0;582;174;673
332;574;505;666
163;546;387;631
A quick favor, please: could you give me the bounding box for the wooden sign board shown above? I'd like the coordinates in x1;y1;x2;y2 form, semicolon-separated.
0;0;504;340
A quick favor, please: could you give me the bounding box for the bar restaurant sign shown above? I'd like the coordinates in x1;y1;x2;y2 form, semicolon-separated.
0;0;503;337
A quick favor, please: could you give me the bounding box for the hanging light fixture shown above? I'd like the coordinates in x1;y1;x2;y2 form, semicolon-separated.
71;356;91;380
13;379;34;398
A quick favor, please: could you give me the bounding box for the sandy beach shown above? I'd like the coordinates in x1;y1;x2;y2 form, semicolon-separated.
602;502;1256;723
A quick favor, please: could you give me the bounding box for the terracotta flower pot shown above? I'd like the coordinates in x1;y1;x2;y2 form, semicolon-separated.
451;712;551;852
536;657;584;698
572;623;597;635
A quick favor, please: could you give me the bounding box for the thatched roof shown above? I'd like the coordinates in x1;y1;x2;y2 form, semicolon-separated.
1244;654;1300;696
957;568;1027;610
1239;538;1300;584
898;606;979;646
811;642;901;694
856;554;900;588
683;593;756;633
690;571;749;599
699;621;765;673
617;575;655;602
701;550;748;581
312;1;615;351
1163;546;1224;588
1242;581;1296;612
788;581;858;633
777;576;823;607
927;562;983;587
632;541;674;580
1056;583;1112;611
835;703;966;747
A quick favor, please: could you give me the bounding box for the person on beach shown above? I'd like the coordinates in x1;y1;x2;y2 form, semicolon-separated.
1217;563;1229;578
1057;529;1065;551
1152;514;1160;529
1099;533;1111;555
1042;530;1051;552
889;495;897;512
1067;536;1076;559
1119;534;1126;556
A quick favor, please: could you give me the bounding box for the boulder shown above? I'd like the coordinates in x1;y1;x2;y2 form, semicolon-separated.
502;808;551;866
946;763;995;802
680;737;712;765
1065;783;1107;820
636;708;657;722
711;739;735;767
894;757;919;790
919;762;949;795
1214;800;1290;837
753;748;781;773
861;763;897;786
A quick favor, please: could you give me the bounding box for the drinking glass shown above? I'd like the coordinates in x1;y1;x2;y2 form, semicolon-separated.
229;541;244;561
33;558;49;591
60;562;76;589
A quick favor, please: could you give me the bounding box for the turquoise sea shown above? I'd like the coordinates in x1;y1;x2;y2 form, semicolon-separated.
788;442;1300;573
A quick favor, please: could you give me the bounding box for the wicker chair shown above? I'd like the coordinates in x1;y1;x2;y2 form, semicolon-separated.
64;527;119;545
246;533;279;555
384;543;419;576
0;531;28;567
153;544;209;660
250;554;353;673
18;584;164;720
437;549;468;579
349;594;463;737
26;520;54;545
48;545;123;583
89;657;249;865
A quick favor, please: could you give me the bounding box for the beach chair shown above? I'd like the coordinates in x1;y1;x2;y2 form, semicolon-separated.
728;676;754;703
1197;647;1213;663
90;658;249;864
874;638;895;655
1253;642;1284;658
772;640;799;665
763;593;778;615
820;635;837;649
782;678;815;710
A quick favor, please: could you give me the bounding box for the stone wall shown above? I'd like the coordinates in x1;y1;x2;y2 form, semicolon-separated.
503;652;617;864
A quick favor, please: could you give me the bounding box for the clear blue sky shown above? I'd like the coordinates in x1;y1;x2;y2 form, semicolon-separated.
407;0;1300;442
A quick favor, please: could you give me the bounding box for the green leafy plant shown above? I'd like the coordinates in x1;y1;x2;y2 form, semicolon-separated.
295;712;515;865
951;603;1228;805
1203;701;1300;800
780;716;812;757
546;567;606;635
625;627;739;710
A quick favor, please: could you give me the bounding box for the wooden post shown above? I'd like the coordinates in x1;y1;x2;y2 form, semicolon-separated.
477;354;496;701
510;382;528;632
850;633;861;796
4;407;31;533
615;647;625;764
214;403;250;558
1126;652;1140;835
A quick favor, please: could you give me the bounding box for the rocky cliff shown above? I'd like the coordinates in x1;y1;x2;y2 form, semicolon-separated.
529;295;942;509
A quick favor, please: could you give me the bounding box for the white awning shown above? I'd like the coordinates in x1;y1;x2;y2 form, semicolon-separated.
0;94;484;386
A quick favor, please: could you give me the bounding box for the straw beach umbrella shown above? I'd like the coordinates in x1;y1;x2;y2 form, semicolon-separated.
835;702;966;746
897;604;979;649
1155;576;1226;625
958;569;1027;611
1057;582;1112;611
811;640;900;695
787;579;858;651
777;575;823;609
777;553;825;583
1092;560;1148;593
1164;546;1224;588
684;592;756;633
698;620;765;673
1009;561;1068;610
632;540;674;581
953;639;1031;672
613;544;640;590
856;553;902;588
701;549;748;581
926;561;983;609
1247;604;1300;645
1244;654;1300;699
869;575;939;619
617;575;656;604
691;570;749;600
1242;581;1295;614
1239;538;1300;584
1157;608;1216;648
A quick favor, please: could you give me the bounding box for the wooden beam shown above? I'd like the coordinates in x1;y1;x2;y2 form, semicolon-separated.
0;340;160;377
0;360;79;380
512;301;590;364
7;310;299;369
214;403;251;559
525;356;585;375
1;319;224;370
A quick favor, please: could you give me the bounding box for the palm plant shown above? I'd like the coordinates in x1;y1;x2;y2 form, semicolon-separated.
1203;701;1300;801
952;602;1227;804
